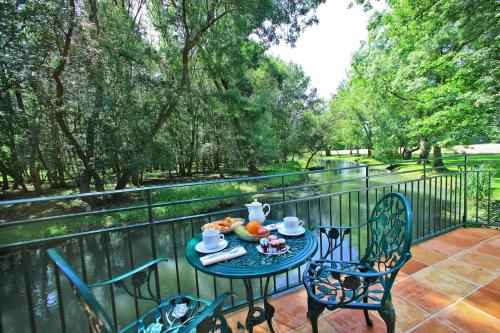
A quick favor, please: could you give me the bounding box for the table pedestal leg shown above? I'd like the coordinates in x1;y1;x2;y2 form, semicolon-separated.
237;277;276;333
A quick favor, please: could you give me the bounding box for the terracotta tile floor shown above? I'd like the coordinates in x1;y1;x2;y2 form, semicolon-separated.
225;227;500;333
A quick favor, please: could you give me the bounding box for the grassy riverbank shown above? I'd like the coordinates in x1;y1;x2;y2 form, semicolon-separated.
1;154;498;244
314;153;499;198
0;161;307;244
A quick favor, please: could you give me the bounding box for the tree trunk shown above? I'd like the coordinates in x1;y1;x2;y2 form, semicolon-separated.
418;137;431;164
325;149;331;156
37;148;55;186
51;0;106;194
87;4;105;192
131;172;140;187
29;161;42;192
28;124;42;192
1;77;25;191
0;160;27;192
402;147;418;160
432;145;445;170
1;171;8;190
78;170;104;207
115;169;130;190
50;120;67;187
186;111;198;177
305;150;319;169
247;160;258;176
212;119;224;178
16;85;42;193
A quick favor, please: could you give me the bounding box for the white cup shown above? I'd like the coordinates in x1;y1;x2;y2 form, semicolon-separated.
202;229;225;249
283;217;304;233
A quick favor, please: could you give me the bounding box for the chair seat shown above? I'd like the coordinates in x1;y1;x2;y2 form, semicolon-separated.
121;295;214;333
303;259;386;311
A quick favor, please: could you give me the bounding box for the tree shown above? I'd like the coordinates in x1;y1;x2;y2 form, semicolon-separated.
328;0;498;166
0;0;325;196
296;107;329;169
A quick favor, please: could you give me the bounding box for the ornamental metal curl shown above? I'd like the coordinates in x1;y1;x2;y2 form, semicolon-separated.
304;260;385;309
135;295;211;333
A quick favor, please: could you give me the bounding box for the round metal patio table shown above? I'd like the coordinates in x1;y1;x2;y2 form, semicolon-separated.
186;221;318;333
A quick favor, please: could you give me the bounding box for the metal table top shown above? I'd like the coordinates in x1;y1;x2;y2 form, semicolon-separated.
186;220;318;279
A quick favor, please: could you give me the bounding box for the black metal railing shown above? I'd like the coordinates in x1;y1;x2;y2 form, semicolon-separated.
0;154;497;333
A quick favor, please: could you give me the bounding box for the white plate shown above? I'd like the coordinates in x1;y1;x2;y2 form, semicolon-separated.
278;226;305;237
263;222;283;231
195;240;228;254
256;245;289;255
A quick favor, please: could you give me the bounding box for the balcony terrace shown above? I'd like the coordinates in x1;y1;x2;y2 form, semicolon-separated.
227;227;500;333
0;154;497;333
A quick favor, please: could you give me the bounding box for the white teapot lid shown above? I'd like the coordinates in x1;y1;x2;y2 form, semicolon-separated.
246;199;262;207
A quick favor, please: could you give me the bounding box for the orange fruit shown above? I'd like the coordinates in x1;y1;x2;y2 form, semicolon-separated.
246;221;261;235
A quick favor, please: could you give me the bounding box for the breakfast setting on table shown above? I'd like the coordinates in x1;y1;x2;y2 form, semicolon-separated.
185;199;317;333
193;199;307;266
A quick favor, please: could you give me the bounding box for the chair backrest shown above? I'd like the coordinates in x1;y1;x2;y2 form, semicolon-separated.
47;248;115;333
361;192;413;274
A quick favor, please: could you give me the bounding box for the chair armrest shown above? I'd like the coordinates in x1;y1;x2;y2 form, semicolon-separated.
321;253;411;278
178;292;233;333
88;257;168;288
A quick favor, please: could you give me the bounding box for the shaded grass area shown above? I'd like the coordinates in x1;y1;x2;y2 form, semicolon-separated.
0;161;305;244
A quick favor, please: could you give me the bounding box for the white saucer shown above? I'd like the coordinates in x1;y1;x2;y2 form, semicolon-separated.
257;245;289;255
195;240;228;254
263;222;283;231
278;226;305;236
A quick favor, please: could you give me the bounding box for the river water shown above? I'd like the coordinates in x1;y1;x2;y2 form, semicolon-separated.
0;159;460;332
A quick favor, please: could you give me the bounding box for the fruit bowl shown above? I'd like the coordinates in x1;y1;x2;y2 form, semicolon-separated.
234;224;270;242
235;229;270;242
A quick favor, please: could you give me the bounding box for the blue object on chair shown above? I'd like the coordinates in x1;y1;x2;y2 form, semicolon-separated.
47;248;232;333
303;192;413;333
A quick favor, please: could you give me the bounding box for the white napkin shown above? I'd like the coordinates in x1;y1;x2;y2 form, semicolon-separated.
200;246;247;266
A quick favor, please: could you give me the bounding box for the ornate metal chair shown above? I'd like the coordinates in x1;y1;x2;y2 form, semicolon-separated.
303;192;413;333
47;248;232;333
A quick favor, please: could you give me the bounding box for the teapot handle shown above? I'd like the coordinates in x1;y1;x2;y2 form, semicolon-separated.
263;203;271;217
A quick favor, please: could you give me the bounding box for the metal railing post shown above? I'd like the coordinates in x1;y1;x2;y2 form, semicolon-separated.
146;189;161;299
365;165;369;223
462;154;467;225
281;175;286;217
423;160;427;236
365;165;370;247
22;250;37;333
487;171;491;224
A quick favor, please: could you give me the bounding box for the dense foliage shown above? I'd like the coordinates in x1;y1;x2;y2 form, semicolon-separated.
329;0;498;164
1;0;498;197
0;0;324;195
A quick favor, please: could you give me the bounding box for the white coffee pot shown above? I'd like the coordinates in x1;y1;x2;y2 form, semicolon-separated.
245;199;270;224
